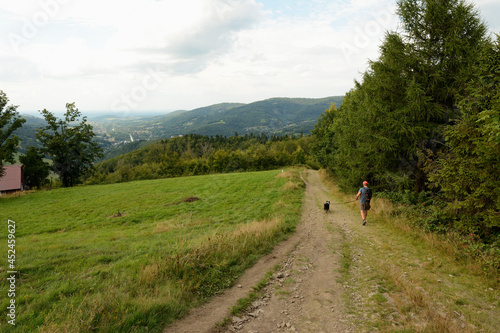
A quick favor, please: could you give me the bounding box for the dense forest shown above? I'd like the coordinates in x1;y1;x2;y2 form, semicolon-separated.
311;0;499;247
86;133;316;184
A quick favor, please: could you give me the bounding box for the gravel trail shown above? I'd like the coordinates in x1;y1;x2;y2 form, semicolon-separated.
165;170;360;333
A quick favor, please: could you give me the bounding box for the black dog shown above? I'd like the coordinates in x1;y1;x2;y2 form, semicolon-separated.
324;201;330;214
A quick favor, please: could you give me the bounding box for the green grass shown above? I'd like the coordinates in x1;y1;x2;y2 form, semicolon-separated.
0;169;305;332
319;171;500;332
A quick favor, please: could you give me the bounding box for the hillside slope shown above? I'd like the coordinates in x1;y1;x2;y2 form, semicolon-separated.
173;97;343;137
10;115;47;153
0;170;304;332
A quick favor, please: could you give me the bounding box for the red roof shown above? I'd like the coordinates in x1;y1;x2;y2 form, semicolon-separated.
0;165;24;192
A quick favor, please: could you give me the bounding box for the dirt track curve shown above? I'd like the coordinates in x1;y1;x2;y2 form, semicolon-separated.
165;170;359;333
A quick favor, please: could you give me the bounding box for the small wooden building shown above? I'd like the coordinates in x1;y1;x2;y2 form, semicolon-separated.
0;165;26;195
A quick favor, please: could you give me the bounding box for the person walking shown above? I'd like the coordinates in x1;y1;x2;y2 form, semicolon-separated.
356;181;372;225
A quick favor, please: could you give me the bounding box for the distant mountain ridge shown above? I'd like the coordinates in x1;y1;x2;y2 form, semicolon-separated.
164;97;342;137
14;96;343;155
92;96;343;141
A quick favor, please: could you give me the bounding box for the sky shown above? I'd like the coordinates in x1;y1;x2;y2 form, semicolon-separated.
1;0;499;116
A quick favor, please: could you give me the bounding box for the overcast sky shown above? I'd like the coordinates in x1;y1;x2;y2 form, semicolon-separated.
1;0;499;115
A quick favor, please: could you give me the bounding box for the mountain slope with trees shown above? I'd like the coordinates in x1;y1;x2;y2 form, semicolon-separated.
87;133;316;184
92;96;343;143
12;97;342;161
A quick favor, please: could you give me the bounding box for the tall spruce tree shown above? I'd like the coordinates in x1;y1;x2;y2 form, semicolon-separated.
310;104;337;168
425;37;500;235
314;0;488;192
396;0;488;192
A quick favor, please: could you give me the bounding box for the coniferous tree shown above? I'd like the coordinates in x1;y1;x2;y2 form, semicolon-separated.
314;0;488;192
310;104;337;168
425;37;500;234
396;0;488;191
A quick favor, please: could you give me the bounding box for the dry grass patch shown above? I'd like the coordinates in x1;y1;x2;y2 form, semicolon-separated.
276;170;294;179
231;217;283;239
138;263;162;285
0;190;36;198
282;181;300;191
154;222;174;234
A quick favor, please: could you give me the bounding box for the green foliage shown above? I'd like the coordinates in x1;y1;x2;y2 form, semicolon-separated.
37;103;103;187
425;37;500;236
99;139;160;161
310;104;337;168
0;90;25;177
312;0;488;193
19;146;50;189
397;0;487;109
87;134;312;184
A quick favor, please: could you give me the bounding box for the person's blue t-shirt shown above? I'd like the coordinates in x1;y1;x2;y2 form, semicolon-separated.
358;187;372;203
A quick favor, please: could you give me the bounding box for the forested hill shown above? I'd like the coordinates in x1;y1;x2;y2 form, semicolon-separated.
87;133;316;184
91;96;343;142
10;115;47;154
13;96;342;158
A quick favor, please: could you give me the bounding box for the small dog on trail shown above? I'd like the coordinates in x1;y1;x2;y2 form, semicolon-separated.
324;201;330;214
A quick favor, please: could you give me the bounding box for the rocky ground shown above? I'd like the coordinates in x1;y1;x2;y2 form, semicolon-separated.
218;170;355;333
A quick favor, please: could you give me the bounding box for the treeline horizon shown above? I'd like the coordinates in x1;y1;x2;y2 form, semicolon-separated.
86;133;317;185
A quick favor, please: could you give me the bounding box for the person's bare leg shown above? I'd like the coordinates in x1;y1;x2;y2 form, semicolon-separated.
361;210;367;225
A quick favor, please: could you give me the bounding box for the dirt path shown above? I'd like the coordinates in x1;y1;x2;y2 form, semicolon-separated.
165;170;500;333
164;170;359;333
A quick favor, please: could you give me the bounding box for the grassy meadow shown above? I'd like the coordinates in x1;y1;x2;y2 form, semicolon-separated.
0;169;304;332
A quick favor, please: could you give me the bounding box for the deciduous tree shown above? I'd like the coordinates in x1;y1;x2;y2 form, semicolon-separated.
0;90;25;177
19;146;50;189
37;103;103;187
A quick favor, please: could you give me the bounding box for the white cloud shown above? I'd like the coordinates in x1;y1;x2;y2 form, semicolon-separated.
0;0;497;114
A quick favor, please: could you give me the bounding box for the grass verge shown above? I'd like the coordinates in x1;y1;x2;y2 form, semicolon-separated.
320;170;500;332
